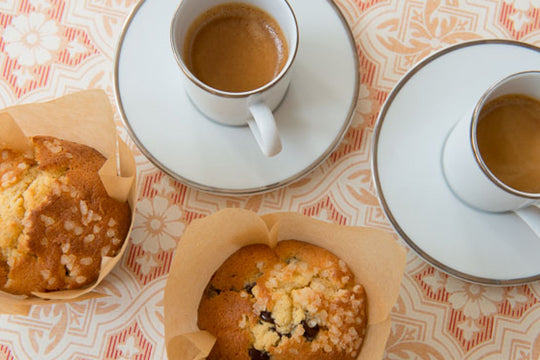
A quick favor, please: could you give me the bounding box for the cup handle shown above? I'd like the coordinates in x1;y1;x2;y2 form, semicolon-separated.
247;102;282;157
514;204;540;239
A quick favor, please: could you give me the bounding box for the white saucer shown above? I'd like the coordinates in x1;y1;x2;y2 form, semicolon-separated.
114;0;358;195
373;40;540;285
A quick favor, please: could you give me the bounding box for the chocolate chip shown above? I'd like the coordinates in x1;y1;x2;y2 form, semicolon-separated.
259;311;274;324
206;284;221;297
248;348;270;360
285;256;298;264
244;282;256;295
301;320;319;341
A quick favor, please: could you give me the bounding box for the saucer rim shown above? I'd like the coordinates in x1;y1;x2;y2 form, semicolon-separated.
113;0;359;196
372;39;540;286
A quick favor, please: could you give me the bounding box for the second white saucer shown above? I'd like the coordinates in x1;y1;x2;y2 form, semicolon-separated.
114;0;358;195
373;40;540;285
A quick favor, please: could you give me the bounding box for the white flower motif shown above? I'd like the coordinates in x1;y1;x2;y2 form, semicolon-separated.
530;281;540;300
423;270;447;293
117;335;141;359
504;0;540;11
66;38;86;58
446;278;504;319
153;177;175;196
131;196;184;254
357;84;373;112
29;0;52;11
352;84;373;127
505;287;529;308
457;318;481;341
504;0;540;30
12;67;34;87
315;208;331;222
509;11;531;31
136;253;159;275
3;12;61;66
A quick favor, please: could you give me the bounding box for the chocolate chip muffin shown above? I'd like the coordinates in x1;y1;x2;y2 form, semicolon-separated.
198;240;367;360
0;136;131;295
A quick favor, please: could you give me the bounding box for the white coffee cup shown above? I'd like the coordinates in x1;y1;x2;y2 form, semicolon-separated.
170;0;298;157
442;71;540;237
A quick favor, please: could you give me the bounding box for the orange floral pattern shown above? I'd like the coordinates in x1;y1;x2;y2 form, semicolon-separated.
0;0;539;359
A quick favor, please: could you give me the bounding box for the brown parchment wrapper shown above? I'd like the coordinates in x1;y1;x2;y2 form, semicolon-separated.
164;209;407;360
0;90;137;315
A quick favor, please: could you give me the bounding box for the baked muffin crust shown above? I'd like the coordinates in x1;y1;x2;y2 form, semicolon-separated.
0;136;131;295
198;240;367;360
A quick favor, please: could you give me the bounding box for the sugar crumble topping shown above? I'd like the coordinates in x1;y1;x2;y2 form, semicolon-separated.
0;136;131;295
240;257;366;356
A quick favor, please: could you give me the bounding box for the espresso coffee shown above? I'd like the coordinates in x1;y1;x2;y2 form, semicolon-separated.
476;94;540;194
183;3;289;93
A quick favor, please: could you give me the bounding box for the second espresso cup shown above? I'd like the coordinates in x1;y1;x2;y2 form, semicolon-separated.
443;71;540;213
170;0;299;157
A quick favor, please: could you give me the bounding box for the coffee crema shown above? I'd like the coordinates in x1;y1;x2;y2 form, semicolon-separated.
476;94;540;194
183;3;288;93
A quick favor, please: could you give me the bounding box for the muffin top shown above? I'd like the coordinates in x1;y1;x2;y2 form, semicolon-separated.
0;136;131;295
198;240;367;360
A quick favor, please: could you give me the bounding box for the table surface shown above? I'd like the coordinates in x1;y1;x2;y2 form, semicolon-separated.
1;0;539;359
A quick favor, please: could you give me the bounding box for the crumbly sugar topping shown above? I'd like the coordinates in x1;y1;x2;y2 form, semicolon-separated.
247;257;366;355
200;242;368;360
0;136;130;295
43;139;63;154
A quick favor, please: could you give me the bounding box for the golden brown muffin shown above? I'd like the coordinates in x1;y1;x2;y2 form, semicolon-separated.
0;136;131;295
198;240;367;360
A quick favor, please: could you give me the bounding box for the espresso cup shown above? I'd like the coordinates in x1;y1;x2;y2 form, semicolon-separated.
442;71;540;236
170;0;298;157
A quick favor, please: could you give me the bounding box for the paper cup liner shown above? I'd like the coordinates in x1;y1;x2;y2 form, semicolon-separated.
0;90;137;315
164;209;406;360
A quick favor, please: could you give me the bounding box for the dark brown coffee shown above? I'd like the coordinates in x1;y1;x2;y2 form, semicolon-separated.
476;94;540;193
183;3;288;93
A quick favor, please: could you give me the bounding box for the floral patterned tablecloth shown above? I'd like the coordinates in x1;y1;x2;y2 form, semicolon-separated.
1;0;539;359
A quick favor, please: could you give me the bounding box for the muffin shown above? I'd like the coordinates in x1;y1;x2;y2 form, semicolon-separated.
198;240;367;360
0;136;131;295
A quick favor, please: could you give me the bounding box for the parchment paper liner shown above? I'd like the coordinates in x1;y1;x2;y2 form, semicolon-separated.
0;90;137;315
164;209;406;360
